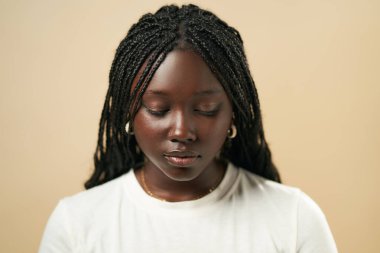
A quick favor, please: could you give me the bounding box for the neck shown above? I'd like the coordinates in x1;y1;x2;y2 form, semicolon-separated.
135;160;227;202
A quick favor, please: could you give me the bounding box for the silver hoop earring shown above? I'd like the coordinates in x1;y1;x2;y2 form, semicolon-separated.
125;121;134;135
227;124;237;139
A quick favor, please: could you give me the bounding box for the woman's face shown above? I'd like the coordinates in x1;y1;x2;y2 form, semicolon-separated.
133;50;233;182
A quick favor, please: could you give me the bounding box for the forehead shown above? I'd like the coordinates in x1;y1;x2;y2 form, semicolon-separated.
145;50;224;95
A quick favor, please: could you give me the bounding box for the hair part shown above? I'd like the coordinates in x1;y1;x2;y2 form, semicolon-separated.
85;4;280;189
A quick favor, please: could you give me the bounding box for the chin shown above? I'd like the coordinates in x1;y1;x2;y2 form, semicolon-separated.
161;166;202;182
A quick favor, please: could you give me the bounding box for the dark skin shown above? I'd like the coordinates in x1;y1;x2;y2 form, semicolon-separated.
132;50;233;202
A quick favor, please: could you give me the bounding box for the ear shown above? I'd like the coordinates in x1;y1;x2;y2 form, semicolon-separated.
230;112;235;126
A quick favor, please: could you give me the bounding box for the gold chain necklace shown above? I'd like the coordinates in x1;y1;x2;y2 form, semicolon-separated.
140;169;218;202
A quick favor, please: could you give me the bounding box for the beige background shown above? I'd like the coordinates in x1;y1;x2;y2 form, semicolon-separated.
1;0;379;252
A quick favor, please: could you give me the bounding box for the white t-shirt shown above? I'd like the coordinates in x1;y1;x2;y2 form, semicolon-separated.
39;163;338;253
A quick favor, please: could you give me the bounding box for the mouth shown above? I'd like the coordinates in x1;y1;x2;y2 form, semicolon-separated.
163;151;201;167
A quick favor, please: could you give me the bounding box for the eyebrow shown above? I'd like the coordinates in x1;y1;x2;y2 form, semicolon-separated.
195;89;223;96
144;88;223;96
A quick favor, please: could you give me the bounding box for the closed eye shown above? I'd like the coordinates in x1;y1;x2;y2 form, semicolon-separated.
194;109;219;116
143;105;168;116
194;103;221;116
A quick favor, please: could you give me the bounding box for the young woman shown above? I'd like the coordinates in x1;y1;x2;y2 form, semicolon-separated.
39;4;338;253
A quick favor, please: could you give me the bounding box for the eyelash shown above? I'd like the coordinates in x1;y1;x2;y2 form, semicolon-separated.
143;105;219;117
194;109;219;116
144;107;168;116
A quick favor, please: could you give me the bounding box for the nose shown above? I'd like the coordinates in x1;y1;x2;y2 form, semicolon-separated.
168;110;197;143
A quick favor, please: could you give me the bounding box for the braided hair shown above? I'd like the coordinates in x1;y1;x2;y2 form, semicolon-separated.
85;4;281;189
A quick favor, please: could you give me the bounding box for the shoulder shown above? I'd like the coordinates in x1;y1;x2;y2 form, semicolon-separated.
237;168;302;203
232;167;337;252
235;166;326;220
39;174;132;252
58;173;129;218
236;167;337;252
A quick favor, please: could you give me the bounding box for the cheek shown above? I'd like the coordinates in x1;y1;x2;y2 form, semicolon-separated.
197;117;230;147
207;107;233;149
133;112;164;148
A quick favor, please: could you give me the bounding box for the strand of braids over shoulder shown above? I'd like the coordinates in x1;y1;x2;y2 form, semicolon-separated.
85;4;280;189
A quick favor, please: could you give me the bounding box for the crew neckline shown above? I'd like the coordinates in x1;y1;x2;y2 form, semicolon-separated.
123;163;240;217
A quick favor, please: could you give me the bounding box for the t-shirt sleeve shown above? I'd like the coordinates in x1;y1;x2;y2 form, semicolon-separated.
38;200;75;253
296;191;338;253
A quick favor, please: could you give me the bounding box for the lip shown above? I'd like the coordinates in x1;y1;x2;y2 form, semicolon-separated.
163;150;201;167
